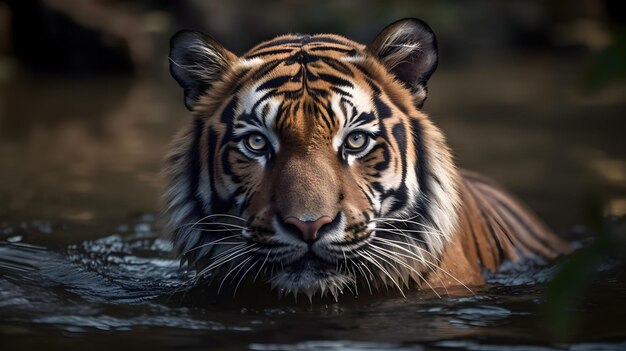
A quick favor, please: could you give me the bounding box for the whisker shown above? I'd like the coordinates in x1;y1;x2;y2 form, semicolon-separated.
372;237;425;261
218;256;253;295
234;260;259;297
369;241;442;298
193;222;248;230
366;247;411;287
371;221;444;239
252;250;271;284
414;247;474;295
373;236;472;294
195;245;251;278
358;250;406;297
194;227;245;233
373;228;430;244
353;261;373;294
372;236;452;295
371;218;444;236
175;213;246;231
349;265;359;296
188;241;248;270
372;236;427;255
181;234;242;255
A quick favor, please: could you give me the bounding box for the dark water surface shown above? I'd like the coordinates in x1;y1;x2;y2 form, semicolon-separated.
1;55;626;350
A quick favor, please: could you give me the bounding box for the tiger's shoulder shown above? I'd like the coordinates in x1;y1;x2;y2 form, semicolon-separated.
426;169;571;288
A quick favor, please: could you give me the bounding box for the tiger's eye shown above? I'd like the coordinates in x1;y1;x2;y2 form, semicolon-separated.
246;133;268;152
344;131;368;151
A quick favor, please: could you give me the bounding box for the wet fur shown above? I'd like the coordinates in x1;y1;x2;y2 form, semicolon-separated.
164;19;570;300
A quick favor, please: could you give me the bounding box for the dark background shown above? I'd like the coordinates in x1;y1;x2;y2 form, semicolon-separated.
0;0;625;233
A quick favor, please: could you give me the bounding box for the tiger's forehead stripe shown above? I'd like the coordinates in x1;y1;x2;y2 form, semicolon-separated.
227;34;407;194
227;41;398;153
244;34;360;57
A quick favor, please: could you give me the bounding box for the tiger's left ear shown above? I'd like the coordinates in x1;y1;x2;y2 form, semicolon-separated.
368;18;438;108
170;30;237;111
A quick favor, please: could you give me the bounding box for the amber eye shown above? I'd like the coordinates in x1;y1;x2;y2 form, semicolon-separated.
245;133;268;152
344;131;369;152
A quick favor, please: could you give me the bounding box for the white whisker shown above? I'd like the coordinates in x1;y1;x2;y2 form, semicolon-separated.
358;250;406;297
234;260;259;297
182;234;242;255
218;256;253;295
370;241;441;298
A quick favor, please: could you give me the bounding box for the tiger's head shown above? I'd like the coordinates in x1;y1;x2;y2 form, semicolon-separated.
166;18;461;299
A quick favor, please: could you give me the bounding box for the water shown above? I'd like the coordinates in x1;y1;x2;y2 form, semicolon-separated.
1;226;625;350
1;55;626;350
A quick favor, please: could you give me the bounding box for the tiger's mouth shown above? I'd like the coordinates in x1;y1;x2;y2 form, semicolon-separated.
268;253;356;299
192;213;433;299
249;212;373;265
246;213;371;299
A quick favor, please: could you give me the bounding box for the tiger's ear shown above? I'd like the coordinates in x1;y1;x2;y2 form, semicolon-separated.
368;18;438;108
169;30;236;110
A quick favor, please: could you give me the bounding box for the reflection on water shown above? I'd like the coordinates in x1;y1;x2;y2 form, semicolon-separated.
0;55;625;349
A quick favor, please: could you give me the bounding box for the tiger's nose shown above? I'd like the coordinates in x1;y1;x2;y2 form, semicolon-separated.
284;216;333;242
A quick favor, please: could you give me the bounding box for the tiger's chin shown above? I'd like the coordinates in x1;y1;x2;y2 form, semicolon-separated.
268;258;355;301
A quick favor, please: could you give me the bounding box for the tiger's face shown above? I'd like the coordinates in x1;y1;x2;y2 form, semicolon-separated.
167;19;461;299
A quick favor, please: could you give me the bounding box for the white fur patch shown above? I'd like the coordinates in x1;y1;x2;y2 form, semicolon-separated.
235;57;264;69
375;23;425;70
330;90;378;155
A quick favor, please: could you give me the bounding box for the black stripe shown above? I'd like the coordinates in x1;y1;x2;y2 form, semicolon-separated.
318;73;353;88
409;119;433;226
308;36;354;46
282;89;304;100
464;207;487;264
492;195;556;256
319;101;335;130
250;60;283;81
238;111;263;128
251;90;277;112
410;119;429;198
189;118;206;219
310;45;357;54
319;57;354;76
206;127;228;214
373;93;392;118
471;190;507;262
221;145;243;184
245;48;295;59
352;62;375;81
249;38;304;52
220;97;238;123
392;123;408;184
352;111;376;126
378;123;410;214
276;103;289;132
257;75;292;91
373;144;391;171
331;87;352;98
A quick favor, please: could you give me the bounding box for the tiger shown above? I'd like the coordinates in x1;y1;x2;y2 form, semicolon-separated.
165;18;571;300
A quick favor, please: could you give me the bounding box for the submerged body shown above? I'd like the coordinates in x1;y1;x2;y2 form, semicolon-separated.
165;18;570;299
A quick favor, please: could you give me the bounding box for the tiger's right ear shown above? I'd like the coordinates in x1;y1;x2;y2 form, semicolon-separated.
368;18;438;108
169;30;236;111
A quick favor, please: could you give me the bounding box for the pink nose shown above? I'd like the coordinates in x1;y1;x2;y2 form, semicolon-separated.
284;216;333;242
